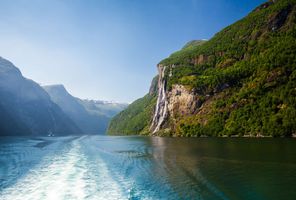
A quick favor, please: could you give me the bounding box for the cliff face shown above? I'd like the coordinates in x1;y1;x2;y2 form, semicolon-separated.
167;85;201;121
108;0;296;137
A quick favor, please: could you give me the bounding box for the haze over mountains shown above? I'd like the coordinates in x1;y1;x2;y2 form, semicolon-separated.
0;57;81;136
0;57;127;136
43;84;127;134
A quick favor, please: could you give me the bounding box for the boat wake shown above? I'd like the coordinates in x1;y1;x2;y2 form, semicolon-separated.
0;136;125;200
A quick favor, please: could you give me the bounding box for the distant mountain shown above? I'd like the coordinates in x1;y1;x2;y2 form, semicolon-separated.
0;57;82;136
77;99;128;118
43;85;127;134
108;0;296;137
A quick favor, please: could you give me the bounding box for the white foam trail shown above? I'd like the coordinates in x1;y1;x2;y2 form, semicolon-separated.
0;137;125;200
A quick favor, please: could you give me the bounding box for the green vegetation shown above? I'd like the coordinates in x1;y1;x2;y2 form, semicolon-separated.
181;40;207;49
107;94;157;135
109;0;296;137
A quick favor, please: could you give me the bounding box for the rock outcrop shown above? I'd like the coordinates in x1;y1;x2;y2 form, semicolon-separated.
167;84;201;118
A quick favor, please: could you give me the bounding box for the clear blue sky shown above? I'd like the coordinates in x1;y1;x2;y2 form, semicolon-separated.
0;0;265;102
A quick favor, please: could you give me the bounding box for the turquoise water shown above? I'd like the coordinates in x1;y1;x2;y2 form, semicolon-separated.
0;136;295;200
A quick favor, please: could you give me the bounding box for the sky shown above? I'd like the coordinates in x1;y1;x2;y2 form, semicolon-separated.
0;0;266;103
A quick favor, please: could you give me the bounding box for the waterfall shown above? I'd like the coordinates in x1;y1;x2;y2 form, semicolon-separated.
150;65;168;134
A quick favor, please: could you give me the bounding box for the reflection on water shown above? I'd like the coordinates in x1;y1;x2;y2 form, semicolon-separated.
0;136;295;199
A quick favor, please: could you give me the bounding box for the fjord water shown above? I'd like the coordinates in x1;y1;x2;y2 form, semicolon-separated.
0;136;295;200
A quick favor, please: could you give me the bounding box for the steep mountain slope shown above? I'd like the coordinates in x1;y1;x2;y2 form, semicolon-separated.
0;57;82;136
43;85;127;134
108;0;296;137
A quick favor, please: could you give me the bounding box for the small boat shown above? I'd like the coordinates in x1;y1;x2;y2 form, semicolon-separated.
47;131;54;137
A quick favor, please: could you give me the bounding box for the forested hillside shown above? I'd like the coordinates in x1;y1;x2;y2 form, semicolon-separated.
108;0;296;137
